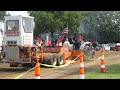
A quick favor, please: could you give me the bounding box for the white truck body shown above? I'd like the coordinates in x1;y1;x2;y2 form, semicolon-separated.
3;15;35;63
102;44;110;51
4;15;34;47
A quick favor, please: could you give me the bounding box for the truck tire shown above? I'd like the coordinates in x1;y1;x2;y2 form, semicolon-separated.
47;54;57;66
42;54;49;64
57;54;64;66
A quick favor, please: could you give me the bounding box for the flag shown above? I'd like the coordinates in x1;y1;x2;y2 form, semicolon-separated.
57;34;64;44
62;22;68;34
56;23;68;45
62;27;68;34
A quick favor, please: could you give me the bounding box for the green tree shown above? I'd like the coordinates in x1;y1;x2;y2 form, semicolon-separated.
28;11;85;36
28;11;54;35
81;11;120;43
0;11;7;20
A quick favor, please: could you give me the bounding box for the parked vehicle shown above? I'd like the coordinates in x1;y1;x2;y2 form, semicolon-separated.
96;44;102;51
102;44;110;51
108;43;116;50
112;43;120;51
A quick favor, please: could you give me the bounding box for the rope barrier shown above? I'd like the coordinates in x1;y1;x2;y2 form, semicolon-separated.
14;53;82;79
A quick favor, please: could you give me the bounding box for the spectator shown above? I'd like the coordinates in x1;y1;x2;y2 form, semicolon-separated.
84;43;94;58
63;38;71;50
74;39;81;50
92;41;97;49
48;40;52;46
84;44;90;51
52;40;56;46
42;39;47;46
58;42;62;46
34;37;43;47
92;41;97;58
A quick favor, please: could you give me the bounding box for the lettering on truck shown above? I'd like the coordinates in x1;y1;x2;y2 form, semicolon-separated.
43;47;60;52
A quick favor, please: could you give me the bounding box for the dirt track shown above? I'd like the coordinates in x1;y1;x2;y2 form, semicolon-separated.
0;50;120;79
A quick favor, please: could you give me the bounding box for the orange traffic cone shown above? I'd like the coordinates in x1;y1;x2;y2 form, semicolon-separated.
35;59;40;79
79;53;84;79
101;48;106;73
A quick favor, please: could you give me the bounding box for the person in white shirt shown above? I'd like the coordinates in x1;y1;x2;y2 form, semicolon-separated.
58;42;62;46
63;38;71;50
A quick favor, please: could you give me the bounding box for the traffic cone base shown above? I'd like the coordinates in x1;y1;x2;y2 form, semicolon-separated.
35;76;40;79
101;68;106;73
101;58;105;73
101;64;106;72
80;74;84;79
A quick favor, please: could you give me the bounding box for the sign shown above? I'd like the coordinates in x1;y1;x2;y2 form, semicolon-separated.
5;31;20;36
43;47;60;52
24;35;32;44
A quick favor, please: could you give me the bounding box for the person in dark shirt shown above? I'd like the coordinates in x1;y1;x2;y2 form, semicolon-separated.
92;41;97;58
74;39;81;50
92;41;97;48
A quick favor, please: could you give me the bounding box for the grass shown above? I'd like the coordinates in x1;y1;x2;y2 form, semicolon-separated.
73;64;120;79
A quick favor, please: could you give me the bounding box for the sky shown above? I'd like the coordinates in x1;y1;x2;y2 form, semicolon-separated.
7;11;29;16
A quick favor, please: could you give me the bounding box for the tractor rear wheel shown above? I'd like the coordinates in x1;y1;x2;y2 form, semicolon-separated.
42;54;49;64
47;54;57;66
57;54;64;66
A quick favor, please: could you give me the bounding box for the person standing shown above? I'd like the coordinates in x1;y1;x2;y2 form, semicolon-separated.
92;41;97;58
35;38;43;47
63;38;71;50
58;42;63;46
74;39;81;50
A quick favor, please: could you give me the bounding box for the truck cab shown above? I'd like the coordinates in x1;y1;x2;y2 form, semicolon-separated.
3;15;35;66
4;15;34;47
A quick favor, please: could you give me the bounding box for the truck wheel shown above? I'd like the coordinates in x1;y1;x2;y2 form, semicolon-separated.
47;54;57;66
10;63;18;67
57;54;64;66
42;54;49;64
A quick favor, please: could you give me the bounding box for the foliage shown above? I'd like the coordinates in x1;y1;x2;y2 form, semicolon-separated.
81;11;120;43
28;11;84;37
0;11;7;20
